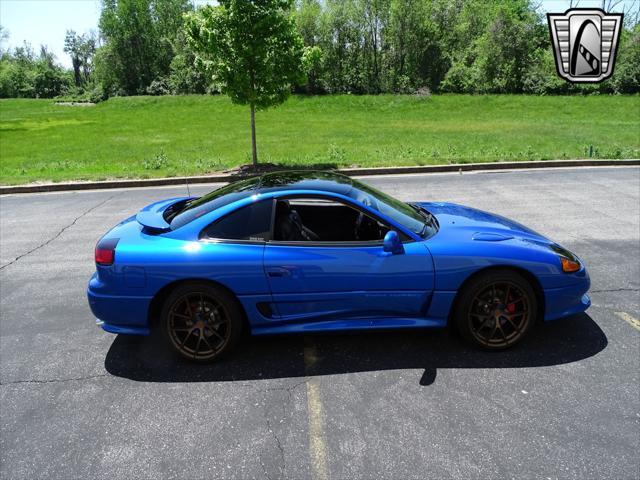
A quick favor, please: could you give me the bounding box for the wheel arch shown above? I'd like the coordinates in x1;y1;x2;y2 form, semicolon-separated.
449;265;545;324
147;278;249;330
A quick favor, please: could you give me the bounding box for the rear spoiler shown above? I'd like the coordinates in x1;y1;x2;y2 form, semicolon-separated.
136;196;194;233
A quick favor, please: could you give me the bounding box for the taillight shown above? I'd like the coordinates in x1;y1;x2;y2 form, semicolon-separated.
95;237;119;266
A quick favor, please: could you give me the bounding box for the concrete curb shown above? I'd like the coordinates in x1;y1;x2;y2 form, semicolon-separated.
1;159;638;195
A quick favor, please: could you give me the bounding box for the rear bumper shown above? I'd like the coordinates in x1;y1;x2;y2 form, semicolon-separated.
87;273;151;335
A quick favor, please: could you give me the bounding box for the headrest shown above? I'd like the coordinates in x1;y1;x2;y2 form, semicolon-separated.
276;200;291;216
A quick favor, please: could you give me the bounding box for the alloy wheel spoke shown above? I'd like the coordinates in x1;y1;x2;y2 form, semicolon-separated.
208;328;225;342
194;335;202;357
201;334;214;352
210;319;225;329
509;296;525;306
489;323;499;342
184;297;194;318
496;322;508;343
180;328;196;347
505;315;522;334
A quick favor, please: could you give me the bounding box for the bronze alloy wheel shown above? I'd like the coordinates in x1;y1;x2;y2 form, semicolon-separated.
167;292;232;361
468;280;531;348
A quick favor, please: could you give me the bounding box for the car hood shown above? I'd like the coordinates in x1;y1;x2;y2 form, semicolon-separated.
417;202;550;244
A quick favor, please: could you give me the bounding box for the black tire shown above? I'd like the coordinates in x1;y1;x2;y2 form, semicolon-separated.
453;270;537;350
160;282;244;363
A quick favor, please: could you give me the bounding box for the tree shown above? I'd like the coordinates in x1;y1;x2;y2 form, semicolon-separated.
0;25;9;56
186;0;305;167
0;41;70;98
169;30;211;94
64;30;96;87
97;0;192;95
610;25;640;94
295;0;324;93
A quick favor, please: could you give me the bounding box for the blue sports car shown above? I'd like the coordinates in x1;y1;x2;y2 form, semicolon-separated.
88;171;590;362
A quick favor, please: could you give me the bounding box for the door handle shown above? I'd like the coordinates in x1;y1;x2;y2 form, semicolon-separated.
266;267;291;278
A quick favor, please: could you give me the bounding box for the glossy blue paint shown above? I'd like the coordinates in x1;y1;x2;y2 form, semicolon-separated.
383;230;404;254
263;240;433;322
87;172;590;338
136;196;191;231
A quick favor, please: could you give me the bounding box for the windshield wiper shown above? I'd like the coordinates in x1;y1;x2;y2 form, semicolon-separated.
409;203;434;223
408;203;435;237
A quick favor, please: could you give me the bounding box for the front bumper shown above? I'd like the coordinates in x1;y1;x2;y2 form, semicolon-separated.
543;270;591;321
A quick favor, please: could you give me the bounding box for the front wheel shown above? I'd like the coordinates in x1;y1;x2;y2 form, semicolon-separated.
453;270;537;350
160;283;243;362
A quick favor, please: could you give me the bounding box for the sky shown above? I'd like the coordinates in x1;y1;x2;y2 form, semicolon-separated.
0;0;636;69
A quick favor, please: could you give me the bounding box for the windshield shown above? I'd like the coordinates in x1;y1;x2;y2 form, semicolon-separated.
166;177;261;229
346;179;431;237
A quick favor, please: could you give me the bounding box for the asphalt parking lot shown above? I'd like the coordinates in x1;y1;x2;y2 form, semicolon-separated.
1;166;638;479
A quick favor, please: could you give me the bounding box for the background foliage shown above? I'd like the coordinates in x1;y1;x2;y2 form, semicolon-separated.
0;0;638;100
2;94;638;184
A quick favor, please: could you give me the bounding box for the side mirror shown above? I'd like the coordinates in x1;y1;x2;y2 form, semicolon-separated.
383;230;404;255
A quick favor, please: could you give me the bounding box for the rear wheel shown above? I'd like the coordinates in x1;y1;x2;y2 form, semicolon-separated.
454;270;537;350
160;283;243;362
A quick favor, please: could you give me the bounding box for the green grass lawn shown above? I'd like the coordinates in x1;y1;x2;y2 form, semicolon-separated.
1;94;638;185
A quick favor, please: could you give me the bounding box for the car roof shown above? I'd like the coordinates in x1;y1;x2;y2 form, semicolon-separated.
253;170;354;196
165;171;359;232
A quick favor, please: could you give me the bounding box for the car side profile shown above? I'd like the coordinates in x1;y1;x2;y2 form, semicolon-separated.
88;171;591;362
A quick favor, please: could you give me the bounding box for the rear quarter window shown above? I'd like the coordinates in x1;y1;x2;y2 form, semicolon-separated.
201;200;273;242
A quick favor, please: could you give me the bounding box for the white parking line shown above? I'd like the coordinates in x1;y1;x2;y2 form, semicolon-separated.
304;339;329;480
615;311;640;331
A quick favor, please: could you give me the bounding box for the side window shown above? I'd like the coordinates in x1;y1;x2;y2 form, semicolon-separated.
273;197;390;243
202;200;273;241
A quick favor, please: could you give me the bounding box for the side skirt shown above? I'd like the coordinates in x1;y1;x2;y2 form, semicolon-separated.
251;317;447;335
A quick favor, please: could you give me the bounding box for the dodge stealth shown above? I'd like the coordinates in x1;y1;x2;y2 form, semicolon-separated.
88;171;590;362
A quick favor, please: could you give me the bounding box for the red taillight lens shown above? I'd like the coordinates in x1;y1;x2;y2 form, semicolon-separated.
95;248;114;265
95;237;119;266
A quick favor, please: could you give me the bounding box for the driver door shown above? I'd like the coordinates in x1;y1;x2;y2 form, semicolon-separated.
263;195;435;323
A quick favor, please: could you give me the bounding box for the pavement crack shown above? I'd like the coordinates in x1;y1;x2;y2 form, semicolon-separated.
258;454;271;480
260;417;285;480
0;373;110;386
257;381;302;479
266;419;285;464
0;195;115;271
261;380;308;397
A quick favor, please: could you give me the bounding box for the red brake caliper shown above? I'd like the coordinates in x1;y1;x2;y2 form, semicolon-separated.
506;295;516;314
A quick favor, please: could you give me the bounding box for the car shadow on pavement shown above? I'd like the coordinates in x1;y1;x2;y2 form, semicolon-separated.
104;313;607;386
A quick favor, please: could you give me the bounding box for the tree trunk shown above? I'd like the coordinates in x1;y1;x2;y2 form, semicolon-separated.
72;58;82;87
250;103;258;167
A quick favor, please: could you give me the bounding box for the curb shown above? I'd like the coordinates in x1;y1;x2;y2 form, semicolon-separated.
1;159;638;195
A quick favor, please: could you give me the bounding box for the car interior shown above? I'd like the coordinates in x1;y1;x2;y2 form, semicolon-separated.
273;198;390;242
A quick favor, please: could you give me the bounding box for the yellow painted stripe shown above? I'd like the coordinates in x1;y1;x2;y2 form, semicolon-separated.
304;339;329;480
615;311;640;331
